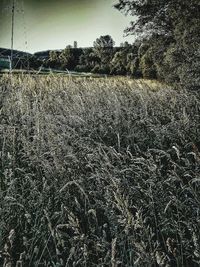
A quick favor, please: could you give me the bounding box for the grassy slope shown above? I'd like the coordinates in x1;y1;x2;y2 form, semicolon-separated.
0;75;200;267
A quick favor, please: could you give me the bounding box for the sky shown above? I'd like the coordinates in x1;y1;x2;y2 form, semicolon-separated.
0;0;134;53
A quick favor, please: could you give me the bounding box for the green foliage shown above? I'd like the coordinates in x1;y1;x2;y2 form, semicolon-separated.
93;35;115;49
91;64;110;74
48;50;60;69
59;47;75;70
74;64;91;73
139;49;157;79
115;0;200;90
110;51;127;75
32;36;142;78
129;57;142;77
92;35;115;74
172;17;200;90
76;49;100;73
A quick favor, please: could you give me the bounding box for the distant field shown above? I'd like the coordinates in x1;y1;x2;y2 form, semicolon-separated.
0;68;108;78
0;75;200;266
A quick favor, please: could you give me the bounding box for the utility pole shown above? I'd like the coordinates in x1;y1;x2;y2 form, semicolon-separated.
10;0;15;72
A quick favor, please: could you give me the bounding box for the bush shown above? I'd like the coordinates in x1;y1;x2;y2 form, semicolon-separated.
140;51;157;79
91;64;110;74
74;64;92;72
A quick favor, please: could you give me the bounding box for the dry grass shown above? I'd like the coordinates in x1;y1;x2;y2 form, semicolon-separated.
0;74;200;267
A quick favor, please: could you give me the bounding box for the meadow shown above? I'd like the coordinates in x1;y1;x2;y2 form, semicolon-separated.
0;75;200;267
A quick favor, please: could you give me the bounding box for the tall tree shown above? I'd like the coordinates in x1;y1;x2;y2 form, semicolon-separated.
115;0;199;38
59;47;75;70
48;51;60;69
115;0;200;89
93;35;115;73
93;35;115;49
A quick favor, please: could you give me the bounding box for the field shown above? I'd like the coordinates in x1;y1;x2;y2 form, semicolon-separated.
0;75;200;267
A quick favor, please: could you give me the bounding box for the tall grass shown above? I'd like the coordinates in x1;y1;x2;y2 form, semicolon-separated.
0;75;200;267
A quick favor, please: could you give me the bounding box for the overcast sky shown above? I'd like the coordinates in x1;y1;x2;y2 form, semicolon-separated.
0;0;134;53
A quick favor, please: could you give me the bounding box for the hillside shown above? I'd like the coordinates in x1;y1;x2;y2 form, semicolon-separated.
0;48;32;58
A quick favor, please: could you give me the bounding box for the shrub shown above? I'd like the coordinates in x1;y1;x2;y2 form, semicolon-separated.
140;51;157;79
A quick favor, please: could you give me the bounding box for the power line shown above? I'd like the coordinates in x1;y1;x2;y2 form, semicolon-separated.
21;0;28;51
2;0;31;72
10;0;15;72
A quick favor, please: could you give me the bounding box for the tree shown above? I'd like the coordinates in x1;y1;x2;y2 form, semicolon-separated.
48;51;60;69
93;35;115;74
115;0;199;37
111;51;127;75
93;35;115;49
139;48;157;79
76;49;100;72
59;47;75;70
115;0;200;89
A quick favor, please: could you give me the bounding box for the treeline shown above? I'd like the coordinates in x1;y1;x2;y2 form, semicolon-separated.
33;35;165;79
33;6;199;92
34;36;141;77
2;0;199;91
35;0;200;91
115;0;200;91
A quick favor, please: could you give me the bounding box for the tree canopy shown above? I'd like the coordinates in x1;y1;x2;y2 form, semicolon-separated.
115;0;200;37
115;0;200;90
93;35;115;48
